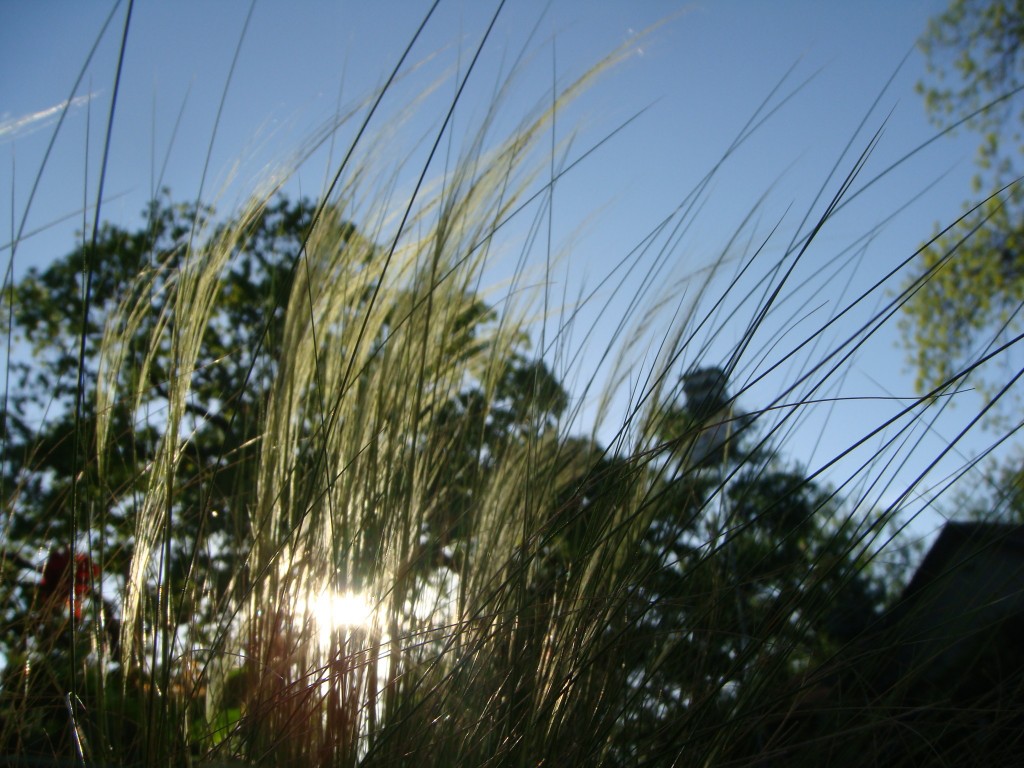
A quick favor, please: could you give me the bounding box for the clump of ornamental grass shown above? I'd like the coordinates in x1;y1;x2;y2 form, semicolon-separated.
4;5;1023;768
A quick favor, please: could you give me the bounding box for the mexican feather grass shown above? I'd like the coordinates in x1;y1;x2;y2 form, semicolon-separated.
3;3;1023;767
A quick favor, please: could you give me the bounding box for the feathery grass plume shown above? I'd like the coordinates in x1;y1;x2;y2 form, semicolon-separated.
75;26;645;766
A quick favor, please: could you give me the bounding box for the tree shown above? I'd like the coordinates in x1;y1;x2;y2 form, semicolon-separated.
0;191;567;761
0;194;893;764
591;368;892;765
0;194;324;757
902;0;1024;408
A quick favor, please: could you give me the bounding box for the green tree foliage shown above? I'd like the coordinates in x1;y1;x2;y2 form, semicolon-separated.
4;195;312;579
602;370;888;763
903;0;1024;404
0;193;891;764
0;193;565;760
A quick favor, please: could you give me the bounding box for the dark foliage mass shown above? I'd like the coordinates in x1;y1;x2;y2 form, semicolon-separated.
0;193;897;765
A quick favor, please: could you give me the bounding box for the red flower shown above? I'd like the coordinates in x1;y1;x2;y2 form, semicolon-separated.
39;549;100;620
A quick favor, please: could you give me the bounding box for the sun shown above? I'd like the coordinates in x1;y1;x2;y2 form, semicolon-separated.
309;589;374;639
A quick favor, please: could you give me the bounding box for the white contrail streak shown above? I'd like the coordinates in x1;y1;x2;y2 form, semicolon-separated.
0;93;98;143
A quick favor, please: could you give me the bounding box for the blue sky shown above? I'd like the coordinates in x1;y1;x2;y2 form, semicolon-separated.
1;1;998;546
